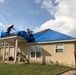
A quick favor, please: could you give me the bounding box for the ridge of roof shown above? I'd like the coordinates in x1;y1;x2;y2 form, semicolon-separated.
36;29;50;34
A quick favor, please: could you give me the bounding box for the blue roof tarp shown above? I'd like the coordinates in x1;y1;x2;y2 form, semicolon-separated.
1;31;30;41
1;29;73;42
33;30;73;42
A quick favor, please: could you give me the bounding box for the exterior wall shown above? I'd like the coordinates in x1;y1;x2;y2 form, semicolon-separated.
0;47;14;60
18;42;30;61
41;42;75;68
28;42;75;68
30;57;42;64
9;47;14;57
0;41;75;68
0;48;4;58
0;42;30;61
18;42;42;64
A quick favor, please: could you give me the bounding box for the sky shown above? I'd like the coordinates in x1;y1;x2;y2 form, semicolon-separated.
0;0;76;37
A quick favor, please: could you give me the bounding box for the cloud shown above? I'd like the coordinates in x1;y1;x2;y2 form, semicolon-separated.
16;25;24;31
35;0;59;15
0;0;4;3
41;0;59;15
34;0;76;37
0;14;8;24
35;0;41;3
0;22;6;32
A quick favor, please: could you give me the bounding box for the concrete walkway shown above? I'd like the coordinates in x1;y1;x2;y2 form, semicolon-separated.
60;70;76;75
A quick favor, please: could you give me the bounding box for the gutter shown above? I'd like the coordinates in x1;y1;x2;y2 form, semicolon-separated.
28;39;76;45
0;35;25;41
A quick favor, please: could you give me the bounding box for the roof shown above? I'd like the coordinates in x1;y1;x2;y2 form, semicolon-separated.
1;29;73;42
33;29;73;42
37;29;50;34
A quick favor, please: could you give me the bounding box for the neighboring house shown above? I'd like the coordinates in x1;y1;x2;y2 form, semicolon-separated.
0;29;76;68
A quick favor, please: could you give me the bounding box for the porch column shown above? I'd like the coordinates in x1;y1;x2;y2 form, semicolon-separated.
14;39;18;64
7;43;10;61
3;41;6;63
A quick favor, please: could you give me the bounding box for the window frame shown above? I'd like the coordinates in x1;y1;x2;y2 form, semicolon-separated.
54;43;64;53
31;45;42;58
5;48;9;56
31;45;36;58
36;45;42;58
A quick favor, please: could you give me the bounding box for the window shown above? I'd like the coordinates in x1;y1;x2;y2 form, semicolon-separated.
5;48;8;56
36;46;41;58
31;45;42;58
0;42;4;46
55;44;64;53
31;46;35;57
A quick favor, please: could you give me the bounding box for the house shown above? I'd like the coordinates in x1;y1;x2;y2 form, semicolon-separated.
0;29;76;68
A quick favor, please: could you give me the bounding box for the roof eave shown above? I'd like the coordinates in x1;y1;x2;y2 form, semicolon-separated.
0;35;25;41
28;39;76;45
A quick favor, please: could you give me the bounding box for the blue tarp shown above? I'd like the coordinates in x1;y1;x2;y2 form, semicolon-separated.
1;29;73;42
1;31;30;41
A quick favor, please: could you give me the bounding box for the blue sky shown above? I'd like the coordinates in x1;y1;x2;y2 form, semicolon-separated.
0;0;54;31
0;0;76;37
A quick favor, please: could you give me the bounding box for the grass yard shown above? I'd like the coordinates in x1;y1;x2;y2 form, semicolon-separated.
0;63;71;75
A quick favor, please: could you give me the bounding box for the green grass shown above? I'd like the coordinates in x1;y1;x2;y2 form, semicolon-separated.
0;58;2;61
0;63;71;75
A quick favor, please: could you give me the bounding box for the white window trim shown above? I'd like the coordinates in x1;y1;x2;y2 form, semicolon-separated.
5;48;9;56
35;45;36;58
30;45;42;58
36;45;42;58
54;43;64;53
30;45;36;58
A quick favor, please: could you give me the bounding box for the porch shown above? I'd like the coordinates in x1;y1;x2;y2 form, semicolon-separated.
0;35;29;64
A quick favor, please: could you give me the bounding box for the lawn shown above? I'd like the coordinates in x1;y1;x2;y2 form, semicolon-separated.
0;63;71;75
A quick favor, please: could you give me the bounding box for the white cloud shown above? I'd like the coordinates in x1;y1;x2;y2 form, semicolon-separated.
16;26;24;31
0;22;6;32
35;0;59;15
41;0;58;15
0;22;5;27
0;0;4;3
35;0;41;3
34;0;76;37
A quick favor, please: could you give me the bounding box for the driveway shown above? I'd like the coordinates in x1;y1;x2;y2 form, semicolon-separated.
60;70;76;75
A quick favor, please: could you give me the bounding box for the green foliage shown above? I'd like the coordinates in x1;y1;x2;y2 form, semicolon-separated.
0;63;70;75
